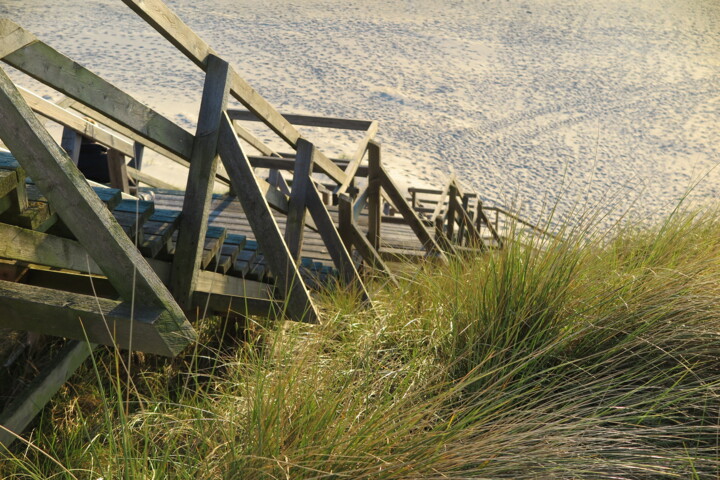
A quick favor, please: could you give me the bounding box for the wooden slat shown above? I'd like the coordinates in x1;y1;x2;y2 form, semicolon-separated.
0;222;272;303
216;113;319;324
172;55;232;309
0;66;196;356
0;340;94;448
335;120;378;195
18;87;135;157
2;31;194;160
0;18;37;59
285;139;314;261
228;110;373;131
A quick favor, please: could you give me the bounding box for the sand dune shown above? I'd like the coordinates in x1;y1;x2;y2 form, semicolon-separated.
2;0;719;227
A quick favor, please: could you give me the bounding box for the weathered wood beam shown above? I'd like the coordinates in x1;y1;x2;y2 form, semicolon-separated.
0;18;37;59
60;127;82;164
0;66;196;355
18;87;135;157
228;110;373;131
172;55;232;310
285;139;314;262
367;142;382;250
335;120;378;195
0;279;179;355
1;24;194;160
216;113;319;324
247;155;369;177
0;340;94;448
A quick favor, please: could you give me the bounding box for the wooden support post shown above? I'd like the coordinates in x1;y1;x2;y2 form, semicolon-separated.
60;126;81;165
367;141;382;250
305;176;368;299
0;340;95;448
107;149;129;193
172;55;232;310
339;194;398;287
0;65;196;356
447;185;457;242
285;139;314;262
216;113;319;324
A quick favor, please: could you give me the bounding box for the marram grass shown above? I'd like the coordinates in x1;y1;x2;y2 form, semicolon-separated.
3;206;720;479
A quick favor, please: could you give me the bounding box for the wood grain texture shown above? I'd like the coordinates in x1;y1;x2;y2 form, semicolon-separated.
216;113;319;324
172;55;232;309
0;18;37;59
19;87;135;157
3;32;193;159
285;139;314;261
228;109;373;131
0;67;196;355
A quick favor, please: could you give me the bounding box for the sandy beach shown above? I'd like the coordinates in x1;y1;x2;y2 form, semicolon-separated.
1;0;719;227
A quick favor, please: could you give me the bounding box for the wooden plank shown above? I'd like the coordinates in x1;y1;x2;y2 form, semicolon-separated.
216;113;319;324
0;18;37;59
172;55;232;309
0;169;17;198
228;110;373;131
126;166;179;190
19;87;135;157
2;27;194;159
0;66;196;356
66;100;194;172
335;120;378;195
0;340;94;448
285;139;314;262
107;149;130;193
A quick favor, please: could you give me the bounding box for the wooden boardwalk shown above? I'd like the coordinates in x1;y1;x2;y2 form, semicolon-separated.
0;0;545;447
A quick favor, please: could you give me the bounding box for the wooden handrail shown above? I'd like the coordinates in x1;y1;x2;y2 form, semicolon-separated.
228;109;373;131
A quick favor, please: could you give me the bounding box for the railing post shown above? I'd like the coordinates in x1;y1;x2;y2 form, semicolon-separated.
447;185;457;243
367;141;381;250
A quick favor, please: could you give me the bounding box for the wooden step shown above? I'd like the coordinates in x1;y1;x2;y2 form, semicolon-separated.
207;233;245;274
139;210;181;258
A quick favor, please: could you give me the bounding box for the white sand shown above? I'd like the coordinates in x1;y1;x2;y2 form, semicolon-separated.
2;0;719;227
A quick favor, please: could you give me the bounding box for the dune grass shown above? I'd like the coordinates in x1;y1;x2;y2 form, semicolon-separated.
2;205;720;478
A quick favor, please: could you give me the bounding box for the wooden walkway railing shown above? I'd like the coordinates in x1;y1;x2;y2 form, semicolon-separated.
0;0;551;448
